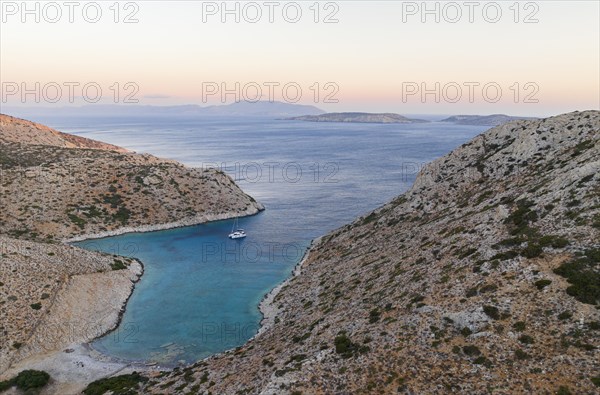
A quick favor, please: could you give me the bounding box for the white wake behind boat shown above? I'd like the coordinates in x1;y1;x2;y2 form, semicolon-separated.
228;217;247;239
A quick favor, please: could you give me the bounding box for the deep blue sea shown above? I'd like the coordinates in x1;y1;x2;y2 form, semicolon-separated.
34;115;487;366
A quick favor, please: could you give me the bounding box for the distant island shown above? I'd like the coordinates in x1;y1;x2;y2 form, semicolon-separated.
441;114;537;126
287;112;428;124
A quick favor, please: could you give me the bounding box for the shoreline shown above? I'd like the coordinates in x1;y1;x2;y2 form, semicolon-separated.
88;258;145;344
64;205;265;243
256;236;321;336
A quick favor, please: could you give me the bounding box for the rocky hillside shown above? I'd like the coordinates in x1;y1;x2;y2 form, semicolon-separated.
144;111;599;394
0;114;263;382
0;114;263;241
288;112;427;124
0;115;127;152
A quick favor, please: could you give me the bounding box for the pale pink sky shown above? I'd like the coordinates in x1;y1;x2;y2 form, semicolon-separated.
1;1;598;116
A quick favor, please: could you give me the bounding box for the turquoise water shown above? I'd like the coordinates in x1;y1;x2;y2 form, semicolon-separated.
76;220;308;365
37;115;489;365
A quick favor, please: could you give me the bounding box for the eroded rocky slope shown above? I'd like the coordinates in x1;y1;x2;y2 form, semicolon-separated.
145;110;599;394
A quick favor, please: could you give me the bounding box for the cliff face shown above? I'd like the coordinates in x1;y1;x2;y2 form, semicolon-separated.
0;114;263;377
146;111;599;394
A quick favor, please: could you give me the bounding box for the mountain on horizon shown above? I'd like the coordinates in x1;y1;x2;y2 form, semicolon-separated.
2;101;325;118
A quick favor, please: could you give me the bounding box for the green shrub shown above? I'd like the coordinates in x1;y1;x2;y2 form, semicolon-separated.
458;247;478;259
534;279;552;290
369;309;381;323
483;305;500;320
505;199;538;229
513;321;526;332
333;333;368;359
515;349;530;360
262;358;274;367
13;370;50;390
491;250;519;261
334;333;354;358
479;284;498;293
292;332;311;343
473;356;492;367
68;214;87;229
571;139;594;156
496;236;525;247
522;243;543;258
199;372;209;384
558;311;572;320
553;249;600;305
462;345;481;356
30;302;42;310
591;376;600;387
113;207;131;225
361;212;379;225
556;386;572;395
518;334;534;344
586;248;600;262
0;380;13;391
539;235;569;248
83;372;148;395
111;259;127;271
288;354;306;363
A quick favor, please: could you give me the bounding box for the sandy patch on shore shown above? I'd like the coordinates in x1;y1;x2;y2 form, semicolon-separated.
1;262;144;393
0;343;161;395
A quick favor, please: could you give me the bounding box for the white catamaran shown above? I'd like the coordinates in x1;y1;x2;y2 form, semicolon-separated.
228;217;247;239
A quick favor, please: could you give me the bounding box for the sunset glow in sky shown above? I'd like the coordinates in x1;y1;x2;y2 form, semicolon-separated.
1;1;599;116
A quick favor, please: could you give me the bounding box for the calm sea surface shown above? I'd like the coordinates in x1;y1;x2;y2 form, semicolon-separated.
34;115;487;365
